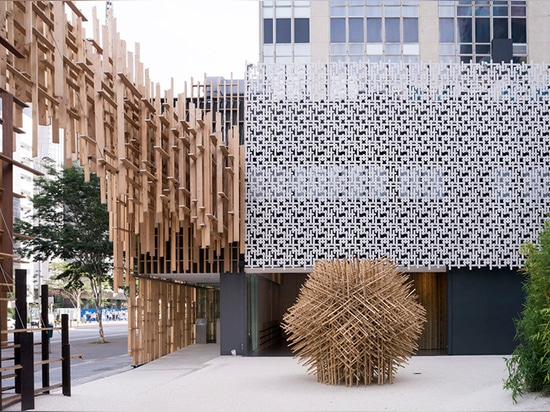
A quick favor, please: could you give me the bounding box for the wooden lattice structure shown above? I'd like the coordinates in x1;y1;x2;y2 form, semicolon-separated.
282;258;426;386
0;1;244;365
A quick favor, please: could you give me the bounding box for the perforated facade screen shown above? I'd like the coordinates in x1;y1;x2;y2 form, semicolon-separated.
245;62;550;270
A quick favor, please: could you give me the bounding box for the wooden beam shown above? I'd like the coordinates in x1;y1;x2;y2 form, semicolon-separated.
0;154;43;177
0;36;26;58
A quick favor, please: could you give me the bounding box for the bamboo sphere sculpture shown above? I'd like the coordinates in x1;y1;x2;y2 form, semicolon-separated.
282;258;426;386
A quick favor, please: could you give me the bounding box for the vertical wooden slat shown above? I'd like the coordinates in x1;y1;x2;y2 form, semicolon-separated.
0;1;244;367
408;272;447;351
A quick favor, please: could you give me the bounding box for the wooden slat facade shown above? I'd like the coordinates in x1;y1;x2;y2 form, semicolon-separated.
0;2;244;365
407;272;447;352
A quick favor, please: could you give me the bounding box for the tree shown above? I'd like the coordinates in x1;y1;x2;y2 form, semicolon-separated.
15;165;112;343
504;218;550;402
48;261;91;313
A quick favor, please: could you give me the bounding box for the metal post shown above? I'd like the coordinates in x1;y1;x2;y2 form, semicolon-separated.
1;91;15;302
14;269;27;394
61;314;71;396
20;332;34;411
41;284;50;392
0;91;15;407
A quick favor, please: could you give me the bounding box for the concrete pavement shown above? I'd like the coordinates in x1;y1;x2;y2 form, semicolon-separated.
8;344;550;411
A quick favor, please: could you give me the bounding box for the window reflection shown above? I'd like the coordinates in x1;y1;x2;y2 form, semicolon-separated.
493;18;508;39
457;6;472;17
512;19;526;43
475;6;489;17
475;18;490;43
457;18;472;43
511;6;526;17
440;18;455;43
493;6;508;17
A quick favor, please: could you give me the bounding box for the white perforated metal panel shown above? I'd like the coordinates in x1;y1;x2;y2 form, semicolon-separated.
245;62;550;270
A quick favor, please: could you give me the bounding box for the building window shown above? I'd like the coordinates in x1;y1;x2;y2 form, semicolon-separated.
494;5;508;17
512;18;526;43
457;18;472;43
367;18;382;43
440;18;454;43
403;18;418;43
329;1;419;63
295;18;310;43
349;18;364;43
264;18;273;44
385;18;400;43
439;1;527;63
262;1;311;63
475;18;490;43
276;18;292;43
493;18;508;39
331;18;346;43
457;6;470;18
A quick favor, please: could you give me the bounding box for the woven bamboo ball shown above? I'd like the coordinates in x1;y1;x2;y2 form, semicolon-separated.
282;257;426;386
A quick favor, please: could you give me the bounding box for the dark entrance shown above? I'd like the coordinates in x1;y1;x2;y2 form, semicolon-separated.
248;271;448;356
407;272;448;354
247;273;307;356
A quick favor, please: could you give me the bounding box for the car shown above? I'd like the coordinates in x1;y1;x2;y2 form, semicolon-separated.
7;318;15;329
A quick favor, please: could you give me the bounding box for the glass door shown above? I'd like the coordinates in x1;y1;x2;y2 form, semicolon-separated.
246;274;258;354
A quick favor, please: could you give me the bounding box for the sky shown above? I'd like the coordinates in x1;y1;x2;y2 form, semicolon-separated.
76;0;259;91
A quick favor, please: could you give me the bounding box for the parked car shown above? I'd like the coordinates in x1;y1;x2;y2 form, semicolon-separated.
7;318;15;329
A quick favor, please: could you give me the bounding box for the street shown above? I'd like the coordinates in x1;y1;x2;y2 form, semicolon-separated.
1;321;131;408
3;321;132;392
47;321;131;387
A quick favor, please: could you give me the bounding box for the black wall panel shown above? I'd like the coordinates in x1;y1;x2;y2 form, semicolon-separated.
220;273;247;355
447;268;524;355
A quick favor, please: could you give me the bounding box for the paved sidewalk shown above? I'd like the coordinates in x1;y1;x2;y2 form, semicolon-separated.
8;344;550;411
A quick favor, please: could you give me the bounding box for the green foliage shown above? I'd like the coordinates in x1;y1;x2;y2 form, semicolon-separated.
504;219;550;403
15;165;112;268
15;165;112;342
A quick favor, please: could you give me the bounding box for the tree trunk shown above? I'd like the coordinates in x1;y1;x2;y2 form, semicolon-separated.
76;290;81;315
91;276;105;343
96;304;105;343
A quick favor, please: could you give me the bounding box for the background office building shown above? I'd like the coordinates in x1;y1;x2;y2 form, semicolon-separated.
260;0;550;64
